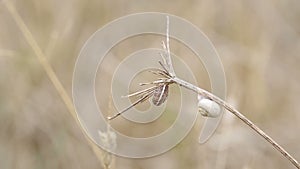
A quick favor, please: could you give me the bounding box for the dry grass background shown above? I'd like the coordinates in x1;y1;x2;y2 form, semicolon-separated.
1;0;300;169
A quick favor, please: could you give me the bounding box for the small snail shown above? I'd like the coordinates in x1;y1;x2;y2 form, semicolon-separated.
198;95;221;118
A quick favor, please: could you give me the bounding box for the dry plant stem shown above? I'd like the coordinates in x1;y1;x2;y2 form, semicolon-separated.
108;91;154;120
3;1;110;167
108;70;173;120
4;1;75;118
162;16;175;77
160;15;299;169
122;86;157;98
171;77;300;169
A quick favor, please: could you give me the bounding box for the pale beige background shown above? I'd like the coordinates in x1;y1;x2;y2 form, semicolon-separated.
0;0;300;169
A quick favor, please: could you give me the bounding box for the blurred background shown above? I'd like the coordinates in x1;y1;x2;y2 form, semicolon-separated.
1;0;300;168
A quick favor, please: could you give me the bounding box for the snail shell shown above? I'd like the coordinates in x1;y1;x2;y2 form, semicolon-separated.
198;96;221;118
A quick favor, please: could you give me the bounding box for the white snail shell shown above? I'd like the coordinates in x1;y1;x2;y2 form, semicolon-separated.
198;96;221;118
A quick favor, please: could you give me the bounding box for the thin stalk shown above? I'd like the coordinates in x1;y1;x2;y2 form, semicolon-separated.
172;77;300;169
162;16;175;77
162;15;299;169
3;1;109;167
